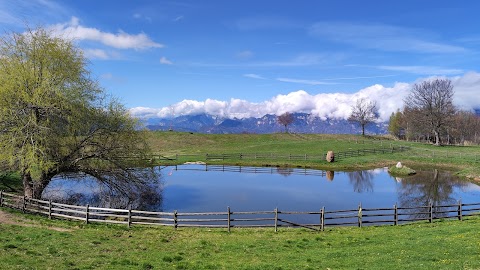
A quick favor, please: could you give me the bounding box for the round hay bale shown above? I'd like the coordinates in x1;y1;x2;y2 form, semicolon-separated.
326;151;335;163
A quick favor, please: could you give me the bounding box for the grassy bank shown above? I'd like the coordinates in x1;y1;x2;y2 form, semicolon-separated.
1;208;479;269
148;132;480;179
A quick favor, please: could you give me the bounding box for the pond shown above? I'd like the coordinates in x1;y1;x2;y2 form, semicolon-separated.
43;164;480;214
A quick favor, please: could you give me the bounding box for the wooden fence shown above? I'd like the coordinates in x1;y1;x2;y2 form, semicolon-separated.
172;164;329;177
1;191;479;232
151;146;410;163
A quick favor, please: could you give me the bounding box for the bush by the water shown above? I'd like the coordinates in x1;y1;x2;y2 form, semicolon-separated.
388;164;416;176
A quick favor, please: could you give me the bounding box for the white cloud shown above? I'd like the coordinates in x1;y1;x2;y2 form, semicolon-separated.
48;17;163;50
276;77;337;85
452;71;480;110
83;48;109;59
0;0;67;26
309;22;466;54
173;15;184;22
130;73;480;122
130;84;409;122
190;53;339;68
160;56;173;65
243;74;265;80
378;65;463;75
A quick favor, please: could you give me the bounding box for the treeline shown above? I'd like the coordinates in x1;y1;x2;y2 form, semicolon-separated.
389;79;480;145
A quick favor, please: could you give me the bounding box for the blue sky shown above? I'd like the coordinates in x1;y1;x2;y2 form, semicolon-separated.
2;0;480;121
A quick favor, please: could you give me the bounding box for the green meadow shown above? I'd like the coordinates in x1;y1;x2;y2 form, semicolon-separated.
1;208;479;270
2;132;480;269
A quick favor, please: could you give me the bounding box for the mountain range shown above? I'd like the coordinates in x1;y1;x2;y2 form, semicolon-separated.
144;113;389;135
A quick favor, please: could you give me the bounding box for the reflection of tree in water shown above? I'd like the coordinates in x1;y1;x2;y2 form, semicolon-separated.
42;169;164;211
276;167;294;177
347;171;374;193
397;169;467;219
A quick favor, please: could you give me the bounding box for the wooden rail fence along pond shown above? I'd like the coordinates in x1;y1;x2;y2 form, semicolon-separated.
1;191;479;232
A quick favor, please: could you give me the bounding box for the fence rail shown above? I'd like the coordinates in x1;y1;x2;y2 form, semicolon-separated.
150;146;410;163
1;191;478;232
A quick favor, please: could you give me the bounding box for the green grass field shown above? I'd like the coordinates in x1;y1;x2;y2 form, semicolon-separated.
2;132;480;269
1;208;479;270
148;132;480;179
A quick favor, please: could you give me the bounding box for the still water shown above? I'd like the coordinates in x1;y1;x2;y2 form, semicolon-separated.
43;165;480;213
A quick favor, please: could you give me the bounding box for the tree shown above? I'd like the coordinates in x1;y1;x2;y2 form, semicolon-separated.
348;98;378;136
450;110;480;145
277;112;294;133
404;79;456;146
0;27;156;199
388;110;403;138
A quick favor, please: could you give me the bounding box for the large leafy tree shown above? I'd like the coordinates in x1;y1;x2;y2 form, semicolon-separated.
404;79;456;146
348;98;378;136
0;28;155;198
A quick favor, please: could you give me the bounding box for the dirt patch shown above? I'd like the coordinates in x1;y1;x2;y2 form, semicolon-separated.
0;209;73;232
0;209;24;225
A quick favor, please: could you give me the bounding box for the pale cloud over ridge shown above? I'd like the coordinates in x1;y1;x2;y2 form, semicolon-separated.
130;72;480;122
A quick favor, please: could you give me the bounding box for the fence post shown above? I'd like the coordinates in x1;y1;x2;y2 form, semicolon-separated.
321;206;325;231
0;190;3;207
274;208;278;232
394;203;398;226
304;154;307;161
128;205;132;228
48;200;52;220
428;203;433;223
176;154;178;161
458;200;462;221
227;206;231;233
22;196;26;213
174;210;178;230
358;203;362;228
85;204;90;224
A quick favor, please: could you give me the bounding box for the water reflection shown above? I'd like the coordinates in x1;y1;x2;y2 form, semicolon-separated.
42;172;163;211
276;167;294;177
397;169;468;218
347;171;374;193
41;165;480;216
326;171;334;181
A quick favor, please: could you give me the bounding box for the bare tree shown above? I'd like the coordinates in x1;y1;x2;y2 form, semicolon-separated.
451;110;480;145
278;112;294;133
348;98;378;136
404;79;456;146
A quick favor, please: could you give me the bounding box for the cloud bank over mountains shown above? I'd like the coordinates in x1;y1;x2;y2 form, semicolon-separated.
130;72;480;122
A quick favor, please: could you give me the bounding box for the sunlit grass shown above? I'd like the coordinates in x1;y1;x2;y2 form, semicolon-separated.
148;132;480;178
1;209;479;269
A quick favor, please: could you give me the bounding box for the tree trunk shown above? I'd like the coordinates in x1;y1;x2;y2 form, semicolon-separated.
434;130;441;146
22;171;52;199
23;171;34;198
361;124;365;136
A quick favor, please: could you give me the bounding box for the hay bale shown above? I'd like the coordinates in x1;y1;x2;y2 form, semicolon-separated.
326;151;335;162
